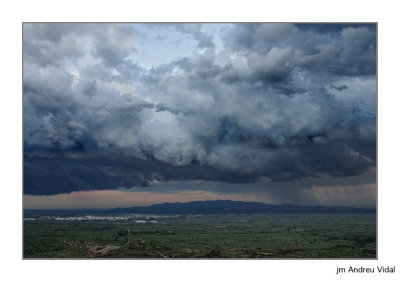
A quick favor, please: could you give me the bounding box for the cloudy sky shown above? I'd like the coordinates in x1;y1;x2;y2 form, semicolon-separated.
23;23;376;209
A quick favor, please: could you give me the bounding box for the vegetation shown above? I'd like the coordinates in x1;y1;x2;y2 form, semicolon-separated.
24;212;376;258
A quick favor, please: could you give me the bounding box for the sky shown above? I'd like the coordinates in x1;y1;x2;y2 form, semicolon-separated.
23;23;376;209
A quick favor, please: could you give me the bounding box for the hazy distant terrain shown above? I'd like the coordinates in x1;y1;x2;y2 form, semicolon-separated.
108;200;376;214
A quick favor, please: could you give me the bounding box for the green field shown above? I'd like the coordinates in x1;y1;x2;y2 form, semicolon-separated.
24;212;376;258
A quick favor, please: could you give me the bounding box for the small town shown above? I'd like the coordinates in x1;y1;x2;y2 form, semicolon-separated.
24;214;182;222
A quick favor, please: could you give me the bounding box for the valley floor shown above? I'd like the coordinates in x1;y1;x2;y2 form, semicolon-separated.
23;212;376;258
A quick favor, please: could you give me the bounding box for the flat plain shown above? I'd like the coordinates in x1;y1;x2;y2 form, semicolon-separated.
23;212;376;258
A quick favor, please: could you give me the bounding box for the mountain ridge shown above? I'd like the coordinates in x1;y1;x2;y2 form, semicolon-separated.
110;200;375;214
24;200;376;214
25;200;376;214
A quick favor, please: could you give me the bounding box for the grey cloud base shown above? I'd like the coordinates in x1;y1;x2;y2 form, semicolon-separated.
23;23;376;196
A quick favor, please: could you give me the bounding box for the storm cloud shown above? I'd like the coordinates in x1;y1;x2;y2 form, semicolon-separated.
23;23;376;196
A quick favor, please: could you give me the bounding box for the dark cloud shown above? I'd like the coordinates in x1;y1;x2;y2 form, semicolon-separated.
294;23;376;33
330;84;348;91
82;80;98;97
23;23;376;195
23;150;259;195
221;24;258;51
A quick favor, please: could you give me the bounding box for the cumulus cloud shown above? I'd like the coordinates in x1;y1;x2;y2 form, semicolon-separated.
23;23;376;196
23;23;137;67
175;24;215;49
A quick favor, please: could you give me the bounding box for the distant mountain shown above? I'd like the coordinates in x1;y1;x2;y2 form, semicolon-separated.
24;200;376;215
108;200;375;214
